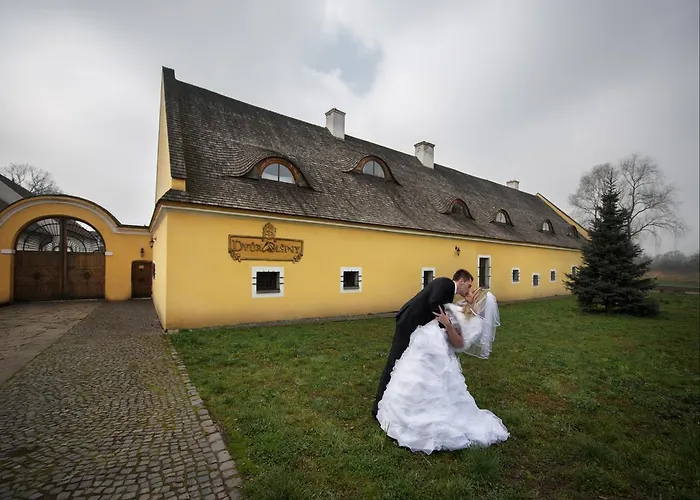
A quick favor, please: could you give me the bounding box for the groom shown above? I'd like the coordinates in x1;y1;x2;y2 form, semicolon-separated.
372;269;474;418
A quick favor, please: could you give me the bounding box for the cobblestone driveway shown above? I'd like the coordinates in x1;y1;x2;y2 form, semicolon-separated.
0;302;98;385
0;301;242;500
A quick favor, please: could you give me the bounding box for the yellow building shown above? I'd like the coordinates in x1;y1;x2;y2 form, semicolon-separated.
0;68;588;329
149;67;588;330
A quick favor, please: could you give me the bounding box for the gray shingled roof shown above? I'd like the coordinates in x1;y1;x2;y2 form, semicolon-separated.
159;67;583;250
0;173;33;198
0;173;33;211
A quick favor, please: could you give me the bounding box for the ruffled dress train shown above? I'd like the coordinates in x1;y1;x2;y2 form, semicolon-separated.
376;318;509;454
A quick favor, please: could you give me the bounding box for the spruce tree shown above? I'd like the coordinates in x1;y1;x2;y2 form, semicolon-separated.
564;174;659;316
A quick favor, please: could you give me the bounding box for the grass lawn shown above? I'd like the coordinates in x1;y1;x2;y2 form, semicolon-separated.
170;295;700;500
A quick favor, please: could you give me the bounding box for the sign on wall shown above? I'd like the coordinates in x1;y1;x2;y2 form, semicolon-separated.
228;223;304;263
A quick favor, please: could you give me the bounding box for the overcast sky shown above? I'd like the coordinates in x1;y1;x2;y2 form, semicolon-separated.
0;0;697;254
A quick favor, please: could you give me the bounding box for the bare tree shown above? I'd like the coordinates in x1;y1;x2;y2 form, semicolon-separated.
569;163;617;222
569;153;686;244
0;163;63;195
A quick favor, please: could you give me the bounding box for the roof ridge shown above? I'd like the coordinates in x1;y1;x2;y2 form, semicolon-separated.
174;76;333;133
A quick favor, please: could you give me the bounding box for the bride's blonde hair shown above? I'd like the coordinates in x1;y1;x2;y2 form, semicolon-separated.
462;287;488;316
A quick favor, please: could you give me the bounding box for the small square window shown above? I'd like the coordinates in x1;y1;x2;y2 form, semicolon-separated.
252;267;284;298
550;270;557;282
512;268;520;283
343;271;359;289
571;266;578;278
422;268;435;289
532;273;540;287
340;267;362;293
257;272;280;293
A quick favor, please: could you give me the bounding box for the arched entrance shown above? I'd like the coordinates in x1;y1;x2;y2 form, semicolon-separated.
13;216;106;301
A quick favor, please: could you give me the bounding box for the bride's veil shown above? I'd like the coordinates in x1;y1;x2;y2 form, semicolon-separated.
462;290;501;359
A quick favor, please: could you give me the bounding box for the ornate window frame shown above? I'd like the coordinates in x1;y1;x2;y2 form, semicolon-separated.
351;156;395;181
256;158;309;187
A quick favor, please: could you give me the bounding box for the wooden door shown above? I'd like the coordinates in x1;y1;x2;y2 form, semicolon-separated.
131;261;153;298
65;253;106;299
13;251;63;301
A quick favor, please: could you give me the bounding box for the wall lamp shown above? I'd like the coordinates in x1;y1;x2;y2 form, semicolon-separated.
454;246;461;256
149;237;156;248
140;247;145;258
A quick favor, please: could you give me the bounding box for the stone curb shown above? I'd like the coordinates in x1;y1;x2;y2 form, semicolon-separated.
169;346;243;500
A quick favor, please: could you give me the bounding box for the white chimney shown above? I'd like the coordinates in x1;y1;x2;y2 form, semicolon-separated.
325;108;345;139
414;141;435;169
507;180;520;190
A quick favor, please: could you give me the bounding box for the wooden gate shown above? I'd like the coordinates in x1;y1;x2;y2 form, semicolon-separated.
66;253;106;299
13;217;106;302
13;251;63;301
131;260;153;298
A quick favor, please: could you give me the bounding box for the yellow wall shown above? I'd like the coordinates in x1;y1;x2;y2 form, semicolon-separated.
0;197;152;304
156;206;582;330
151;211;169;327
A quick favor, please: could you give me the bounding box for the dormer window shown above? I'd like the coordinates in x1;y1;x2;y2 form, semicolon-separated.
541;220;554;233
362;160;385;178
493;210;512;225
448;199;472;218
567;225;580;238
350;156;396;181
251;157;312;187
261;163;295;184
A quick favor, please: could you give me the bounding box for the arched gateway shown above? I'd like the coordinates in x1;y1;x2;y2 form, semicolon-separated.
14;217;107;301
0;195;152;305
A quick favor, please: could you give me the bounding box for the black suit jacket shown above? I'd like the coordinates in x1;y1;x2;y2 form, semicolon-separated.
395;277;456;335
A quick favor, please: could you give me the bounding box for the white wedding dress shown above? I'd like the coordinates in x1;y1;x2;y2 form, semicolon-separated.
376;296;509;454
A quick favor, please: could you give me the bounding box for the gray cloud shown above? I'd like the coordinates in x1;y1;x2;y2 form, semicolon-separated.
305;26;382;95
0;0;697;254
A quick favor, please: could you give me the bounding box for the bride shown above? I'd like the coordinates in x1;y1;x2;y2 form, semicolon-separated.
375;287;509;454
